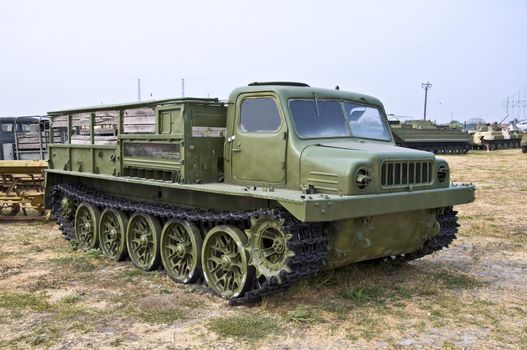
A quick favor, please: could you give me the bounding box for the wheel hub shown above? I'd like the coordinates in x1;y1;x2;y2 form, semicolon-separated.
139;235;148;247
109;228;117;240
221;255;232;270
175;243;187;258
272;239;285;255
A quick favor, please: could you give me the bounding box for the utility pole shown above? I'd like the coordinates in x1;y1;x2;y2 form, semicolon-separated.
137;78;141;101
181;78;185;97
421;81;432;120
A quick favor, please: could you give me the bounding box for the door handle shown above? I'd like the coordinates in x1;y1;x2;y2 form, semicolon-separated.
232;148;241;152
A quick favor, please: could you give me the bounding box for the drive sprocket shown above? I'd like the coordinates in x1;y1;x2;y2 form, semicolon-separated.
245;213;295;284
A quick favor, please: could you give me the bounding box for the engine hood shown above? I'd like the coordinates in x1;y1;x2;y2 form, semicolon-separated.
315;141;434;158
299;141;442;195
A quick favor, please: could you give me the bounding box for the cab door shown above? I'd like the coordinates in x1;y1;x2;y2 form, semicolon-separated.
231;95;287;184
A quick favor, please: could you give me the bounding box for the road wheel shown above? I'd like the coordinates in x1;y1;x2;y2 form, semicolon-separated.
75;203;100;250
99;208;128;261
160;220;202;284
127;213;161;271
202;225;252;299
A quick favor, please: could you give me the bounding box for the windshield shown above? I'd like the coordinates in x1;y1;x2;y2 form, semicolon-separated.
289;99;391;141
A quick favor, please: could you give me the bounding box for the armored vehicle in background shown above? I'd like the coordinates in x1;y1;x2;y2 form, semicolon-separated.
390;120;471;154
471;123;523;150
521;133;527;153
45;82;475;303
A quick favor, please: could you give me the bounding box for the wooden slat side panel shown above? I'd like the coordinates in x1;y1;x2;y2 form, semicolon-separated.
124;108;155;133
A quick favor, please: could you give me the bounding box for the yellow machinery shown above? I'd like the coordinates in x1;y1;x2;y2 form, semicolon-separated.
0;160;47;219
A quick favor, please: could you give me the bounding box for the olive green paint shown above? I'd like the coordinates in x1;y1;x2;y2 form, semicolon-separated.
45;83;476;269
326;209;439;268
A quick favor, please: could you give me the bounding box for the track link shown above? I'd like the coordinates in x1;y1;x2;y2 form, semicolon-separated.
50;183;328;305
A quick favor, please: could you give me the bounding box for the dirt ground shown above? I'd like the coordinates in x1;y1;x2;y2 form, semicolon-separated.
0;149;526;350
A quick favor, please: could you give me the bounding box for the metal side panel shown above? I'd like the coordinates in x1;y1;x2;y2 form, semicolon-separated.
45;169;475;223
279;184;475;222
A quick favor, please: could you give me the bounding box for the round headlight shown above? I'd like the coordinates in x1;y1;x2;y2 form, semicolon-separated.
437;163;449;184
355;167;372;190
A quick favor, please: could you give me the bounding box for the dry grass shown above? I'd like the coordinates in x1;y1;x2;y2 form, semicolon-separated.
0;149;526;349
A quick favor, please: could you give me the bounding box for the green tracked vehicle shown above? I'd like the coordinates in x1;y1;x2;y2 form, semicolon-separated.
390;120;471;154
45;82;475;304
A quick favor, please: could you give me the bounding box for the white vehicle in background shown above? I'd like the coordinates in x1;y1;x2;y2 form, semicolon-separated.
516;120;527;131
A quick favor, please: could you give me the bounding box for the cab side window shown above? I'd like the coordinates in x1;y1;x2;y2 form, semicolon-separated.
1;123;13;132
240;98;281;133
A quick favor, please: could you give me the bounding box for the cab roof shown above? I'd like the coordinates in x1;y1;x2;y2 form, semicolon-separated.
228;82;384;109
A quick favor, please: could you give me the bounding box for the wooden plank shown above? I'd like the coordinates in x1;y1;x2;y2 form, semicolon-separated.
17;138;41;143
76;128;117;136
123;116;156;125
72;113;90;127
71;139;117;145
51;115;68;128
52;123;68;128
123;125;156;133
0;160;47;174
94;110;119;117
17;144;47;150
124;107;155;117
71;135;117;141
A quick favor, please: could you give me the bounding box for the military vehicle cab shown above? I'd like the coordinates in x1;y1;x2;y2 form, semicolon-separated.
46;82;475;303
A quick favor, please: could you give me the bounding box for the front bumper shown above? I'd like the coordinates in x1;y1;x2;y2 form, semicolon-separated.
279;183;475;222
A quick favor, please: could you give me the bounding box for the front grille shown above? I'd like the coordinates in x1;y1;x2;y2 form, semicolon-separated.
381;160;433;187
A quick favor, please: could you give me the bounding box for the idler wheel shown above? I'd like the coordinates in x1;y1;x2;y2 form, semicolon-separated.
60;196;75;219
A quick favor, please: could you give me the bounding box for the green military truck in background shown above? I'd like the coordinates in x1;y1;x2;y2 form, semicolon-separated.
389;119;471;154
45;82;475;303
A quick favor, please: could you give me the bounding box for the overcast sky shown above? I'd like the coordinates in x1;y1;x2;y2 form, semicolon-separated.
1;0;526;123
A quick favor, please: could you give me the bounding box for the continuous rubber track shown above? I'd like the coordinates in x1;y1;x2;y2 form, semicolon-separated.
50;184;458;303
50;183;328;305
